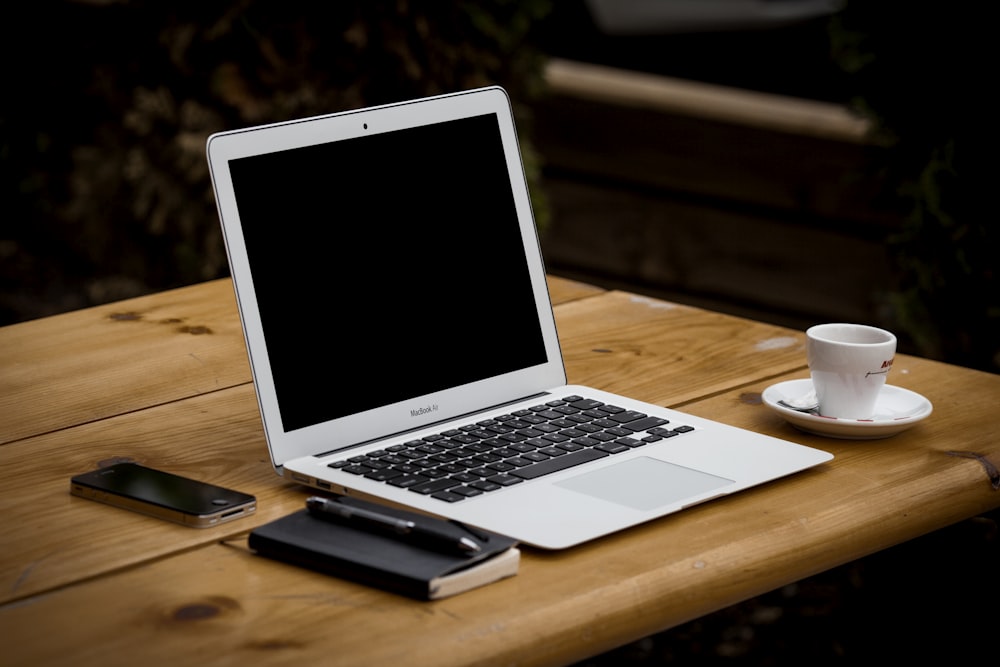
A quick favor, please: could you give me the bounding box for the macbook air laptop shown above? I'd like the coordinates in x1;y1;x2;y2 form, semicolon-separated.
207;86;832;549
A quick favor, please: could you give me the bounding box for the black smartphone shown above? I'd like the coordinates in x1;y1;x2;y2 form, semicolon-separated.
70;462;256;528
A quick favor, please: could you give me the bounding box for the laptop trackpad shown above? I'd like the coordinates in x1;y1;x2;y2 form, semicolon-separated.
555;456;733;511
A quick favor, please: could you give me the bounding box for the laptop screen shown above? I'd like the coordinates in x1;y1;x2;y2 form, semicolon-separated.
228;112;547;433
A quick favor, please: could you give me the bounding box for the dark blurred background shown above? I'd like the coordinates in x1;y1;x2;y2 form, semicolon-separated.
2;1;997;664
1;0;997;374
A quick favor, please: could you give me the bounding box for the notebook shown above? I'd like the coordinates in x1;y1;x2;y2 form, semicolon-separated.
206;85;833;550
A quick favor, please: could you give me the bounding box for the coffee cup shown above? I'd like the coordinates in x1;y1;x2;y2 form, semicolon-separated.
806;323;896;419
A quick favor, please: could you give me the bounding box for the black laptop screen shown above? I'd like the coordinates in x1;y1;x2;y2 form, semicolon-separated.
229;112;547;433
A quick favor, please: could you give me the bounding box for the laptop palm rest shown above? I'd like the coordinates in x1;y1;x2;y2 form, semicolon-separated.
554;457;733;512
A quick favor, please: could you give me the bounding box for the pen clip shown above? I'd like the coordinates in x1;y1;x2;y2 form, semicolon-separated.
449;520;490;543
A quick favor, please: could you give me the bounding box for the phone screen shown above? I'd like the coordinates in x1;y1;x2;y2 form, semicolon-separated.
70;462;256;527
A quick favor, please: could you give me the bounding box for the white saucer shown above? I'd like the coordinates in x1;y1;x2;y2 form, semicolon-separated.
762;379;933;440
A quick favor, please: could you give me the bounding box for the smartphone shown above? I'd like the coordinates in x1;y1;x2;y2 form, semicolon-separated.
70;462;256;527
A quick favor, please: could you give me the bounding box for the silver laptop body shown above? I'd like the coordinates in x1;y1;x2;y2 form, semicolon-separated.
207;86;832;549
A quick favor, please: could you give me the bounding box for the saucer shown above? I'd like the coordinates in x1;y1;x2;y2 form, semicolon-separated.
761;379;933;440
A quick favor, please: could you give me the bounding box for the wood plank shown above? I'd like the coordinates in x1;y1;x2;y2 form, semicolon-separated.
556;290;809;404
4;355;997;667
0;276;604;446
545;59;871;143
546;273;605;303
0;279;250;445
7;279;997;666
533;60;902;333
540;180;895;332
0;384;277;605
532;89;897;229
0;289;801;605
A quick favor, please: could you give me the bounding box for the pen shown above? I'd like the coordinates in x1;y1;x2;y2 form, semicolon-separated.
306;496;481;555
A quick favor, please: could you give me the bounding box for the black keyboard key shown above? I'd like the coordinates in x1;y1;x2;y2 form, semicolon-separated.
609;410;648;424
325;394;697;504
398;450;424;460
387;474;430;488
595;441;630;454
487;474;524;486
408;478;463;495
623;416;670;432
510;448;609;480
430;490;467;503
517;414;547;425
452;485;486;496
505;456;535;467
364;468;403;481
470;480;502;492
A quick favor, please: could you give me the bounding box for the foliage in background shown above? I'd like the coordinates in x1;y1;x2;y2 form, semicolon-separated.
829;1;999;373
0;0;552;324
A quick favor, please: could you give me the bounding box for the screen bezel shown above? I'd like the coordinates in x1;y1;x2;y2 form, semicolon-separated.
207;87;566;469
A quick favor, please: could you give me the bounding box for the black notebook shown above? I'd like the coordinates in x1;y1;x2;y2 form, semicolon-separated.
248;498;519;600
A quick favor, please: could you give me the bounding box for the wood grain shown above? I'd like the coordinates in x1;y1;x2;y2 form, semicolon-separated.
0;284;800;605
0;276;601;446
5;356;997;667
2;277;998;667
555;290;809;405
0;279;249;445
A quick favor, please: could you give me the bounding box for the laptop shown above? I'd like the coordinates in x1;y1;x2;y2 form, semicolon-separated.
206;86;832;550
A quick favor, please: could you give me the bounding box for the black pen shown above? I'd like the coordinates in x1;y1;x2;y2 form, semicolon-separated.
305;496;481;555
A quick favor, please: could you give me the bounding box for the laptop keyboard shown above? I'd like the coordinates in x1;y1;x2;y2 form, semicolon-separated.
327;394;695;503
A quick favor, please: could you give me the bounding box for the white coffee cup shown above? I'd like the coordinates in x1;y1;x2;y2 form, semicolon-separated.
806;323;897;419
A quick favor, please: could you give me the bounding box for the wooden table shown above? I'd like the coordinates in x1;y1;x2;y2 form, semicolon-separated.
2;276;998;666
